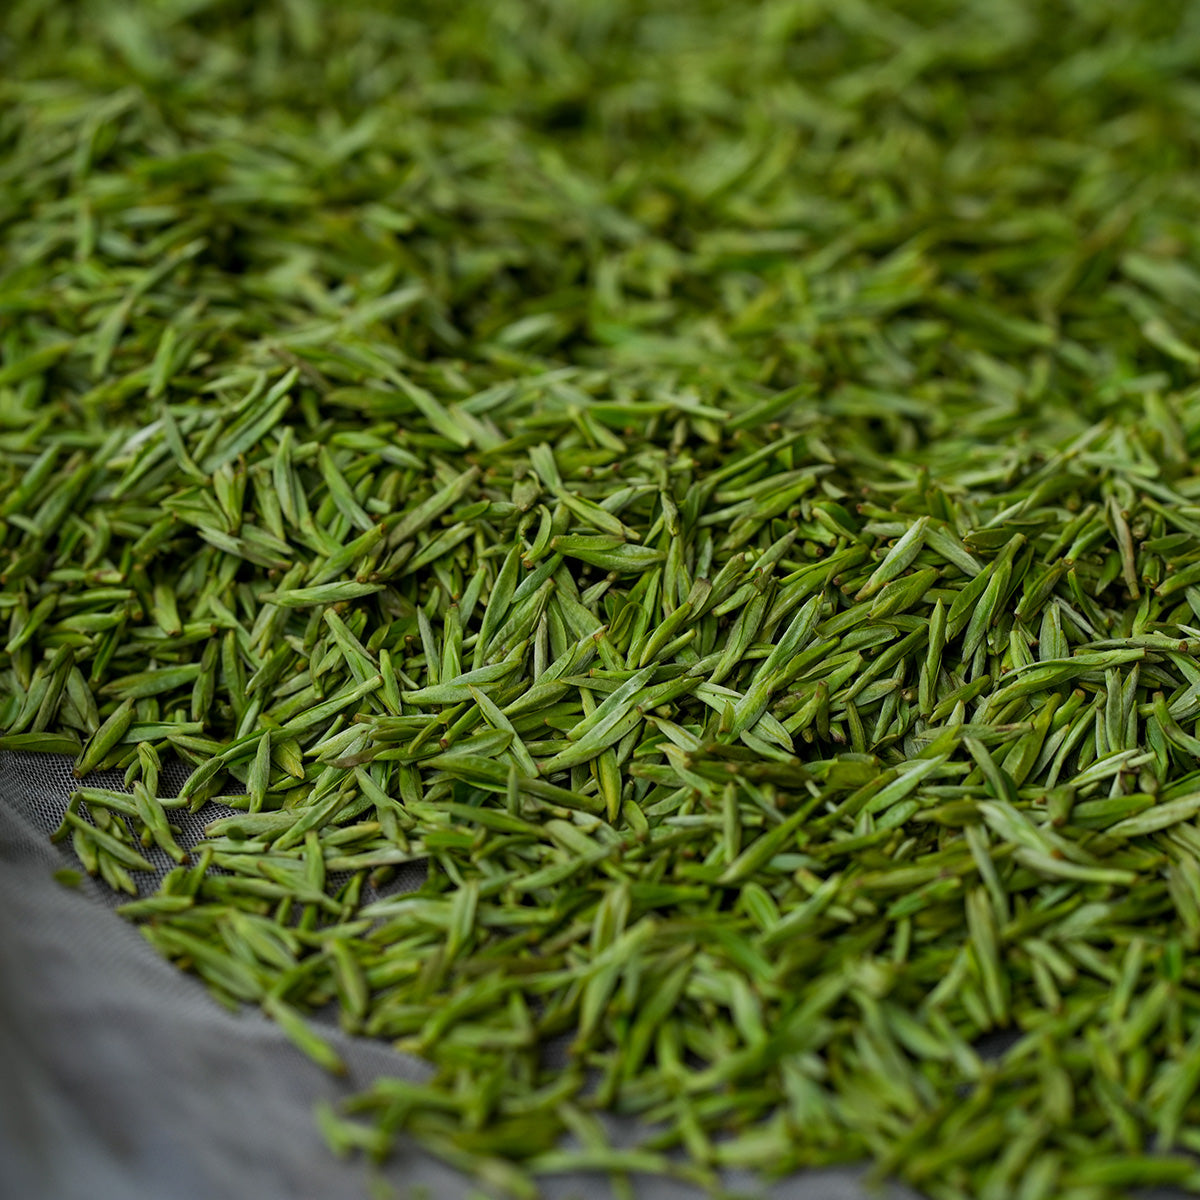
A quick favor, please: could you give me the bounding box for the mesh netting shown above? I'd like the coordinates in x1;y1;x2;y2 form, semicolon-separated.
0;750;919;1200
0;751;428;908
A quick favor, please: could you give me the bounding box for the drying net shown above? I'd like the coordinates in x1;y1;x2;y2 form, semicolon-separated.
0;750;902;1200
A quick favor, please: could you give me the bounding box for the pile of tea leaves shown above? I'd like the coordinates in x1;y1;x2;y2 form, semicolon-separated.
8;1;1200;1197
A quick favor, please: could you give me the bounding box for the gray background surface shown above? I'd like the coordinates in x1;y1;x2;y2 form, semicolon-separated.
0;751;920;1200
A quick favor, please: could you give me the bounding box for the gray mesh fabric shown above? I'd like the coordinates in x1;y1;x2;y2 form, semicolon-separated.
0;749;921;1200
